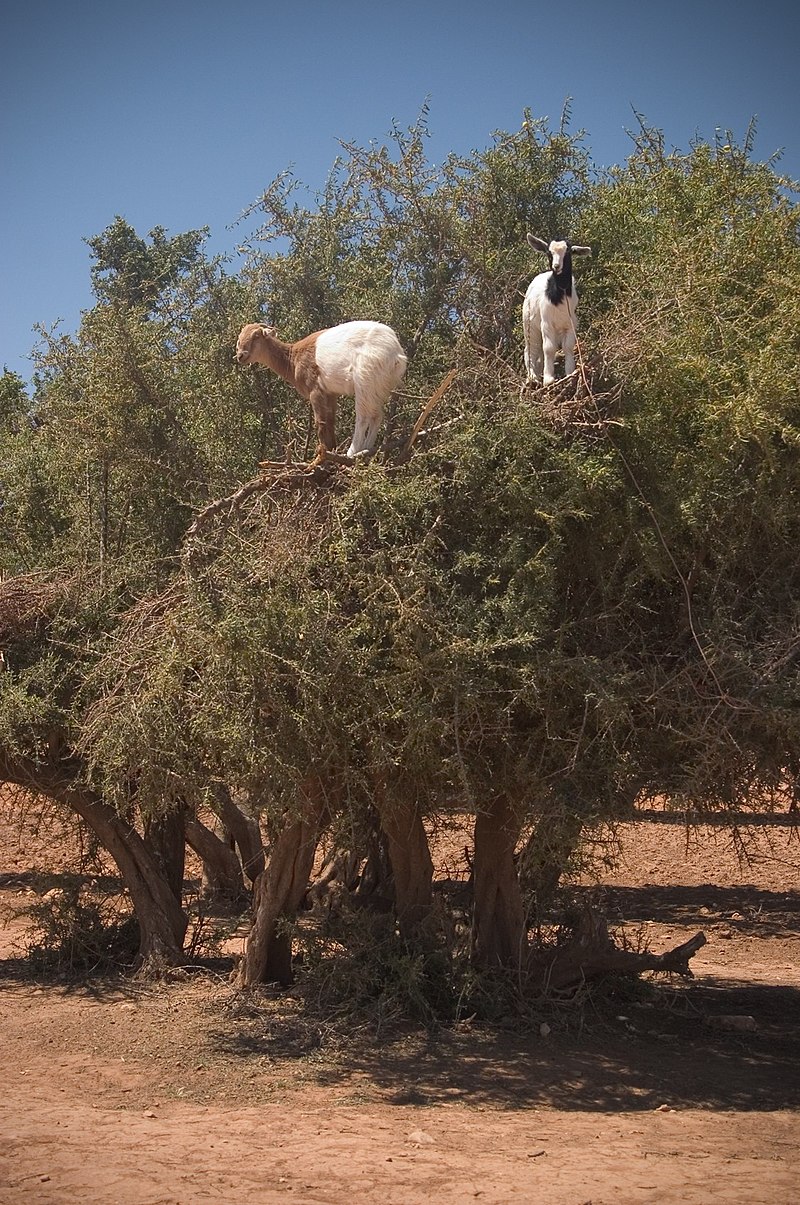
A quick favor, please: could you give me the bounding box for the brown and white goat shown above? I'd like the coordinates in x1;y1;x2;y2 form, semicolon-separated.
235;320;408;459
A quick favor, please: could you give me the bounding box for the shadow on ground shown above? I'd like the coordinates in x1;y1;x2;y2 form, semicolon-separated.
206;966;800;1114
3;870;798;1116
582;882;800;937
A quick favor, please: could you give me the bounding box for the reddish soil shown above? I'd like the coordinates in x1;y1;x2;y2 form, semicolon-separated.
0;805;798;1204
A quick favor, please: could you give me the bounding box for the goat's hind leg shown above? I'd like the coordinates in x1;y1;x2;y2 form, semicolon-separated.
347;393;383;458
562;329;578;378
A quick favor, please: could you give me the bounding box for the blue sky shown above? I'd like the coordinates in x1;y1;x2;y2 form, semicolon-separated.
3;0;799;384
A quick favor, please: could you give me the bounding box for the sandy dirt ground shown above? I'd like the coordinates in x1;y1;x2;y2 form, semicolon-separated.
0;806;798;1204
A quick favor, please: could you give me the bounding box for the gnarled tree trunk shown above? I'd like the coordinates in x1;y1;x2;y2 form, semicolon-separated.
144;807;186;904
0;754;188;967
212;784;265;884
238;777;330;986
185;815;248;906
379;799;434;939
471;795;526;971
70;790;189;968
517;807;584;916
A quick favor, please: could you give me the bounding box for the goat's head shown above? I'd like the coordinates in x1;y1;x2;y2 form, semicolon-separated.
527;234;591;275
235;323;276;364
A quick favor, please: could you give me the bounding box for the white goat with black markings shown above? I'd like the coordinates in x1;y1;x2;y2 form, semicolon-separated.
522;234;592;386
236;320;407;460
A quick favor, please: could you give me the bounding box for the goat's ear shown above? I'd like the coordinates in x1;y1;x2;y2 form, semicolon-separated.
526;234;550;254
571;245;592;257
259;325;277;336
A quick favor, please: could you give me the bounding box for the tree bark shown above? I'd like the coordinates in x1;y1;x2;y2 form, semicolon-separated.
212;784;265;884
0;753;188;967
144;807;186;904
69;791;189;968
238;777;329;986
471;795;527;971
518;807;584;914
185;815;248;905
354;815;393;904
379;799;434;939
305;846;361;909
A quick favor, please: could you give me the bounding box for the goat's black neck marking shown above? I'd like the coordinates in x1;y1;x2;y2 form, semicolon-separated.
545;242;573;306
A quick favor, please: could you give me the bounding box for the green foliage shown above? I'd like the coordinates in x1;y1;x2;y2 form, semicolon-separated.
0;371;30;432
236;109;592;407
86;217;208;312
1;115;799;994
0;374;66;574
575;118;800;801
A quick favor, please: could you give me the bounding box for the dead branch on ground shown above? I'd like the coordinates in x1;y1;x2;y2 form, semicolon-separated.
534;904;707;993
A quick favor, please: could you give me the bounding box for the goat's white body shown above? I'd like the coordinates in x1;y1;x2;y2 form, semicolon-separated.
523;273;580;387
313;321;407;456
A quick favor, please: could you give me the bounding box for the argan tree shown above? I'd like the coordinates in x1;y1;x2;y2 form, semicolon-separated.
2;115;798;999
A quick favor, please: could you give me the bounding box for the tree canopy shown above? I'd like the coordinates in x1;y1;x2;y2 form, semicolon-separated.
1;113;798;994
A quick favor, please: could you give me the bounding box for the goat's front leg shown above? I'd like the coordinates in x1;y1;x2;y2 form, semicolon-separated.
562;329;578;378
309;389;336;461
542;333;559;386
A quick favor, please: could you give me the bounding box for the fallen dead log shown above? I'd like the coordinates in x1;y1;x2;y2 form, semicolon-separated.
534;905;707;994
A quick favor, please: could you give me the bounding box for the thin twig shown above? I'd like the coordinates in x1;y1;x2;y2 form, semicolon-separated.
405;368;458;453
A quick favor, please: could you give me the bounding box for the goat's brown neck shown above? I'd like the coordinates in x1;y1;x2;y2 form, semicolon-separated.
254;332;298;388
